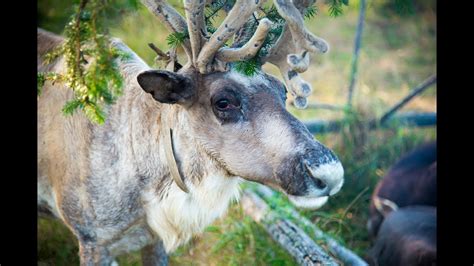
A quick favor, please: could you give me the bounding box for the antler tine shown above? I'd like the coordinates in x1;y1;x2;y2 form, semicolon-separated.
231;16;258;49
196;0;268;73
141;0;193;62
279;57;313;108
183;0;207;64
274;0;329;55
216;18;273;62
261;0;329;109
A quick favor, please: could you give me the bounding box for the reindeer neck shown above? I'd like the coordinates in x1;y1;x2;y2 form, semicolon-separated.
156;104;237;192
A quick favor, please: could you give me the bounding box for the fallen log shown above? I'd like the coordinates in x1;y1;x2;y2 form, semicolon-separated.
253;184;368;266
241;190;338;266
303;112;436;134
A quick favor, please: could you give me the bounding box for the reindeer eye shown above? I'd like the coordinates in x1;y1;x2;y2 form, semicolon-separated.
211;89;243;124
213;97;240;111
215;99;230;110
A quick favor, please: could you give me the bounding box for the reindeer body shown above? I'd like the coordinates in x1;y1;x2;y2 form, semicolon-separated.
367;142;437;266
38;29;247;256
367;141;437;239
368;206;437;266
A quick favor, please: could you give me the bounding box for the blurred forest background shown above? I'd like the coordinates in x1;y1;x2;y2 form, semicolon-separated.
38;0;436;265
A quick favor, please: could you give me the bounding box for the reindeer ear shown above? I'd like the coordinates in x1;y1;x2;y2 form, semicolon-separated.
137;70;195;104
373;196;399;217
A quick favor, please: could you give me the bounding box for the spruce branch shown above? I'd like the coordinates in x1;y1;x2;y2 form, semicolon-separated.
328;0;344;17
38;0;125;124
166;31;189;48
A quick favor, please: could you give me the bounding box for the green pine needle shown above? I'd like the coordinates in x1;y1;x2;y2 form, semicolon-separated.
62;99;83;115
38;0;125;125
395;0;414;15
127;0;139;10
166;31;189;48
329;0;344;17
37;73;46;96
83;102;106;124
305;5;319;19
234;58;259;76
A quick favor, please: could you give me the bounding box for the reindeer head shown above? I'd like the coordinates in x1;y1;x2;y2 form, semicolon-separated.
136;0;343;209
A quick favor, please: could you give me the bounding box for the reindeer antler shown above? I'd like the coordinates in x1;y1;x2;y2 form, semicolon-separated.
142;0;270;73
262;0;329;109
215;18;273;63
183;0;207;64
141;0;329;109
194;0;269;73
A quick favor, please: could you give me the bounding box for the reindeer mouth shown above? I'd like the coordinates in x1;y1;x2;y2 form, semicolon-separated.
282;159;344;210
286;195;329;210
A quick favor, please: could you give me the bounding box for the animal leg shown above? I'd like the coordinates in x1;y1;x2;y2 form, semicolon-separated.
141;239;169;266
78;241;115;266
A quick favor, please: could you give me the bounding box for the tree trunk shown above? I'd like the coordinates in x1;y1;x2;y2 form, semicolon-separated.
253;185;368;266
241;190;338;266
347;0;367;107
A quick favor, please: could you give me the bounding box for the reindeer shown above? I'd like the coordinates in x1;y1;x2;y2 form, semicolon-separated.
367;206;437;266
38;0;344;265
367;141;436;239
366;142;436;266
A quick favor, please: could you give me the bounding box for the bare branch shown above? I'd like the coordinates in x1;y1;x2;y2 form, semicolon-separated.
380;75;436;124
140;0;192;60
148;43;169;59
148;43;182;72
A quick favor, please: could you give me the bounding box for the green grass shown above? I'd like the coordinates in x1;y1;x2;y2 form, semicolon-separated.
38;218;80;266
38;0;436;264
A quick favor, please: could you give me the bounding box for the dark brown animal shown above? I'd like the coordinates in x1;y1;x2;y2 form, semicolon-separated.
367;141;436;239
368;206;436;266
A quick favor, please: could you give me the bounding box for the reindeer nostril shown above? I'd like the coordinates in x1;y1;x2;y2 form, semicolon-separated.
303;160;327;190
303;158;343;196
